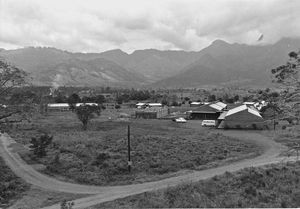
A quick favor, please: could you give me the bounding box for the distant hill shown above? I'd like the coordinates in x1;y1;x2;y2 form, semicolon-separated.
0;47;147;87
1;37;300;88
152;38;300;88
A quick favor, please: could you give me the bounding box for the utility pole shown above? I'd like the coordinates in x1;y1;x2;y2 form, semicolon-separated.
273;107;276;130
127;125;131;172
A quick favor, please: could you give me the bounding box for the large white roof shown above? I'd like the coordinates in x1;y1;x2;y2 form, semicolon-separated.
215;102;227;109
209;103;223;111
226;104;262;118
218;111;228;120
243;102;255;105
48;103;69;107
191;102;201;105
148;103;162;106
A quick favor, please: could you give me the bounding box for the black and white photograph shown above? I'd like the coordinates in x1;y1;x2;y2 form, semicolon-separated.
0;0;299;208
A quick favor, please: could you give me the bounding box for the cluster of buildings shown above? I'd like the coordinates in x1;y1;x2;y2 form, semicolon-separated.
187;101;271;129
133;100;271;129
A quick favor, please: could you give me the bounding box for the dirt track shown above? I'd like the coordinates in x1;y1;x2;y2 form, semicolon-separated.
0;130;297;209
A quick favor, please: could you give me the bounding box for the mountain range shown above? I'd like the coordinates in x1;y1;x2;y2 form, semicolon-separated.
0;37;300;88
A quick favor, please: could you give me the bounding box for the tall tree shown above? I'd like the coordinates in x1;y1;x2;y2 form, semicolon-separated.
67;93;81;111
271;51;300;124
0;60;31;126
75;104;101;130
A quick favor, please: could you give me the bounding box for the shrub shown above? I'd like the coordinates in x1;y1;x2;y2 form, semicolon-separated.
29;133;53;158
236;125;242;129
0;157;29;205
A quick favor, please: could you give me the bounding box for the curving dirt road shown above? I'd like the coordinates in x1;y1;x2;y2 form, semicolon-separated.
0;131;297;209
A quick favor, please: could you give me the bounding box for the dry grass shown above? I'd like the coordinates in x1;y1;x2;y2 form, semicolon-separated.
0;156;29;208
10;111;259;186
9;186;87;209
92;161;300;208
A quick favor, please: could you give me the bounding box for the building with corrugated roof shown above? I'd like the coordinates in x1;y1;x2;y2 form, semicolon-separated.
189;102;227;120
218;104;269;129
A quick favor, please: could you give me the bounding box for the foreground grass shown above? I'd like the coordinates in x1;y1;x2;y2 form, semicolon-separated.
11;112;259;186
10;186;87;209
0;156;29;207
93;161;300;208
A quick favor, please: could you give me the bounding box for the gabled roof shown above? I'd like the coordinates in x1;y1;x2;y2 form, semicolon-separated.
215;102;227;109
209;102;227;111
218;111;228;120
209;103;223;111
226;104;262;118
193;102;225;113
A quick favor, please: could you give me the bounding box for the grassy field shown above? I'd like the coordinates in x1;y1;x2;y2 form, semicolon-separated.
92;161;300;208
263;124;300;156
0;156;29;208
10;111;259;186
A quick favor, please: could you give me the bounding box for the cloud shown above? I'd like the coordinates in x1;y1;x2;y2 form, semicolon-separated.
0;0;300;52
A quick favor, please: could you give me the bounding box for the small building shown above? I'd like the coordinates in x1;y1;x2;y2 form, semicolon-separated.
135;107;168;119
190;102;202;107
218;104;268;129
47;103;70;112
76;103;98;107
148;103;163;108
189;102;227;120
136;102;147;109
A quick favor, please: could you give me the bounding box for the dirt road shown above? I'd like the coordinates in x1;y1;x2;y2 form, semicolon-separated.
0;130;296;209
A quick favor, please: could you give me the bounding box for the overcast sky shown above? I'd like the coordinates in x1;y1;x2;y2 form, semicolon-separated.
0;0;300;53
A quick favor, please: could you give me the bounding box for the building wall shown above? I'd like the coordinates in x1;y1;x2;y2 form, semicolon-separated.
190;112;220;120
136;112;157;119
135;107;168;119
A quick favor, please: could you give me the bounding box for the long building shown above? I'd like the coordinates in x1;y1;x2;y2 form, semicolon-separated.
189;102;227;120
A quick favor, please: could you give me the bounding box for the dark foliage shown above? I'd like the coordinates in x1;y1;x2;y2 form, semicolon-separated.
29;134;53;157
0;157;29;205
75;104;101;130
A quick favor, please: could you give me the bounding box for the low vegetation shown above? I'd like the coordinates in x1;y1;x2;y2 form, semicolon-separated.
11;112;258;186
94;161;300;208
0;156;29;207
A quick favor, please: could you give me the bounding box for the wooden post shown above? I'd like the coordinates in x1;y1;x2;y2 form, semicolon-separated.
127;125;131;172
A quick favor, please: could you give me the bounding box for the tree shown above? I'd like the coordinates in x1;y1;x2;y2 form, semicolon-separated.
233;95;239;102
60;200;74;209
29;134;53;158
0;60;31;126
67;93;81;111
208;94;216;102
75;104;101;130
95;94;106;104
271;51;300;124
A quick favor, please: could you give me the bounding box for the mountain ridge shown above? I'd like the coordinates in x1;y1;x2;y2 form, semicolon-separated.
1;37;300;88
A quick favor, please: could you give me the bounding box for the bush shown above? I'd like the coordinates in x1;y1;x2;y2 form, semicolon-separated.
236;125;242;129
0;157;29;205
